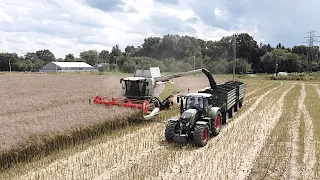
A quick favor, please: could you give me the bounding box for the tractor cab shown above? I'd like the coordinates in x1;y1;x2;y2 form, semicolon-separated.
178;93;213;116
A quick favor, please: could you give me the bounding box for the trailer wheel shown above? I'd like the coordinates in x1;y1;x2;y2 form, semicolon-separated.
234;102;239;112
228;107;234;118
239;98;244;108
212;111;222;136
193;124;209;147
222;112;229;124
165;121;178;142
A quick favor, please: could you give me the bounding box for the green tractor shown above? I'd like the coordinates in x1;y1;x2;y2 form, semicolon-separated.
165;93;222;147
164;69;246;147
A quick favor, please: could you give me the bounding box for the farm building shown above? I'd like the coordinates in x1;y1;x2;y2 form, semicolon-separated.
41;62;97;72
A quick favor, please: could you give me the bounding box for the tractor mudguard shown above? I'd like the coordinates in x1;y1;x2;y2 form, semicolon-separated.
208;107;221;120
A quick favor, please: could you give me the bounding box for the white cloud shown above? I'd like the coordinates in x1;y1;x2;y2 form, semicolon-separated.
214;7;230;20
61;13;71;18
1;0;318;58
0;11;13;23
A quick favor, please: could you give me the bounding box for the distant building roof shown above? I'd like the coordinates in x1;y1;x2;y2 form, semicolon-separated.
52;62;93;68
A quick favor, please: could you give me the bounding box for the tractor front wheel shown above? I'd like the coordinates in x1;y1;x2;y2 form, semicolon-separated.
193;125;209;147
165;122;177;142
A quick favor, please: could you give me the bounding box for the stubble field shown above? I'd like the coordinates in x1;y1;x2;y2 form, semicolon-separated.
0;72;319;180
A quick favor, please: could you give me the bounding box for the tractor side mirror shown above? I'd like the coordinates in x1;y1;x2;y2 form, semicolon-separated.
177;96;180;103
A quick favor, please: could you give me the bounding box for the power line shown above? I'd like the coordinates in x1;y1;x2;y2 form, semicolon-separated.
303;30;320;72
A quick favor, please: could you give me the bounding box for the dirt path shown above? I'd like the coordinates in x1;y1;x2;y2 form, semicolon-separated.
18;82;284;180
300;84;316;180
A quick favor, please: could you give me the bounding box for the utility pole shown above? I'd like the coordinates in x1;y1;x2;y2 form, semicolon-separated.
115;56;118;72
8;57;11;72
233;34;237;82
303;30;320;72
193;56;195;70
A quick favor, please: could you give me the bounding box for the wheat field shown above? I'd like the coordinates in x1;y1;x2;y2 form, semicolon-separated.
0;73;319;180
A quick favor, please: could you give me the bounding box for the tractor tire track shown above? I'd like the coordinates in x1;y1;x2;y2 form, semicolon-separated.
300;84;316;180
246;82;274;97
286;84;303;180
314;84;320;98
234;84;295;180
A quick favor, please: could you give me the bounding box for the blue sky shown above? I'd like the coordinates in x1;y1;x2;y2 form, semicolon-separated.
0;0;319;58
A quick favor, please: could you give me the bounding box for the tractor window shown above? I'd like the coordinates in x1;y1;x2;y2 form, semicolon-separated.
187;96;203;110
204;98;208;107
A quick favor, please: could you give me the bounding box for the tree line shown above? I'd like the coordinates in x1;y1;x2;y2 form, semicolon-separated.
0;33;319;74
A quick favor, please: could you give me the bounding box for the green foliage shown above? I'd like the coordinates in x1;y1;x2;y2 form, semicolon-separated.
35;49;55;64
0;33;319;75
64;53;76;62
98;64;109;72
80;50;99;65
260;49;309;73
99;50;110;64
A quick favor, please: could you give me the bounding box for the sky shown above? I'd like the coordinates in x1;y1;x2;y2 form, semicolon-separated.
0;0;319;58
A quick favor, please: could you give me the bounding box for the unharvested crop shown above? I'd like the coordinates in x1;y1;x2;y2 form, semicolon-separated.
0;73;138;170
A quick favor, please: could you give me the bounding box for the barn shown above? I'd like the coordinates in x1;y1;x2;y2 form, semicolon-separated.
41;62;97;72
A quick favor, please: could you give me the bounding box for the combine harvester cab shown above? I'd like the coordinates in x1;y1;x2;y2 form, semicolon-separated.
92;67;208;120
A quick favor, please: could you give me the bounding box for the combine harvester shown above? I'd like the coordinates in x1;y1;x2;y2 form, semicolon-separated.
164;69;246;147
92;67;215;120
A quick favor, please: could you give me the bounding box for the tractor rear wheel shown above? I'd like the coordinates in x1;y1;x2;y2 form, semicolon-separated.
193;124;209;147
212;111;222;136
165;122;178;142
